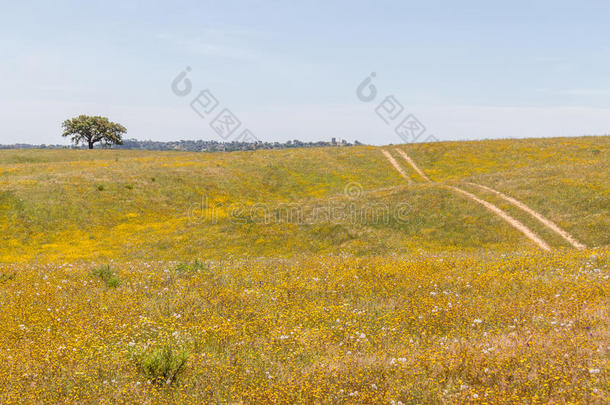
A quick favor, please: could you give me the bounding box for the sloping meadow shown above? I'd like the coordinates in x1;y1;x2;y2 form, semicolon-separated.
1;137;607;261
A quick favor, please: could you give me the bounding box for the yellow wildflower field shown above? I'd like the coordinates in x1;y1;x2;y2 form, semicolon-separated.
0;136;608;403
0;252;607;403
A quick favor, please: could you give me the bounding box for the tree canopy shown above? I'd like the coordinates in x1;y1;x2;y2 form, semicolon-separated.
61;115;126;149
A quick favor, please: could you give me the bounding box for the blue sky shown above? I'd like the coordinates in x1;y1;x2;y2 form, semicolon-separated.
1;0;609;145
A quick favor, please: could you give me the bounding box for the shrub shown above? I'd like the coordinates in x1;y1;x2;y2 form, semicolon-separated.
97;184;105;191
125;184;133;190
93;265;120;287
174;260;207;275
135;345;189;385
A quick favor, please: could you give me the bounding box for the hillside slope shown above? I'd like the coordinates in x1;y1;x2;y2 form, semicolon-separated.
0;136;607;262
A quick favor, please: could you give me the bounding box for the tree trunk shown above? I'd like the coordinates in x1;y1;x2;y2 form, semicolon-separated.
88;141;94;149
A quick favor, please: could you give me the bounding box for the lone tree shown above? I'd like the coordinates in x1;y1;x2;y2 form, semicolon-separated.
62;115;126;149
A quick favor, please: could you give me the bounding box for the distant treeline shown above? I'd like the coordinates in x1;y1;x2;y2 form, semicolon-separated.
0;138;362;152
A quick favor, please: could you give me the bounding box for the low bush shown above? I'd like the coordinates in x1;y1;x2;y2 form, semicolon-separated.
92;265;121;287
135;345;189;385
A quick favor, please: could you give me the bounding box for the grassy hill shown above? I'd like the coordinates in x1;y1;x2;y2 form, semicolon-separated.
0;136;608;403
0;136;607;262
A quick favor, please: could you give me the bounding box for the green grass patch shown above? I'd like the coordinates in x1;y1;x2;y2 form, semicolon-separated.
134;345;189;385
92;264;121;287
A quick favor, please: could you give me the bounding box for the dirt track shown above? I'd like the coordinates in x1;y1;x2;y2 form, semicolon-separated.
390;148;556;251
446;185;552;251
465;182;586;250
381;150;412;184
395;149;431;181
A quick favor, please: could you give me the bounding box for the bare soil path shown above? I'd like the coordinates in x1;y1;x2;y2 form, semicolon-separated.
465;182;586;249
395;149;431;182
381;150;412;184
446;185;552;251
389;147;553;251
